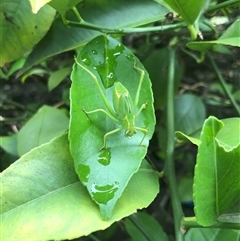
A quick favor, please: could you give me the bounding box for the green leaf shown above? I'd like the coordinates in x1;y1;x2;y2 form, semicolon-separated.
193;116;240;226
185;228;240;241
0;135;18;156
17;105;69;156
69;35;156;220
163;0;205;24
175;117;240;147
175;131;200;146
216;117;240;151
187;19;240;53
125;212;169;241
174;94;206;135
177;176;193;203
143;48;183;109
162;0;206;38
216;144;240;215
48;67;71;91
0;134;159;241
0;0;55;66
48;0;83;15
29;0;52;13
21;0;168;73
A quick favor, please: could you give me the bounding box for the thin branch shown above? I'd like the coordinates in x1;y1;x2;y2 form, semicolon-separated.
207;0;240;12
182;217;240;230
164;48;184;241
207;52;240;116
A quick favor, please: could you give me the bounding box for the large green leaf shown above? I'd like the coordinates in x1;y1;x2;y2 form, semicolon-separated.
0;0;55;66
0;134;159;241
21;0;168;72
17;105;69;156
187;19;240;52
193;116;240;226
69;35;156;220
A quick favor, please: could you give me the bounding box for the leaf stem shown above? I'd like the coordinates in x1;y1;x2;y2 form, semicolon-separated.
164;48;184;241
62;8;186;34
207;0;240;12
207;52;240;116
182;217;240;230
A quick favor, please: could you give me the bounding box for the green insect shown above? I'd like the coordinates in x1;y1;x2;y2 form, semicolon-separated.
74;57;148;150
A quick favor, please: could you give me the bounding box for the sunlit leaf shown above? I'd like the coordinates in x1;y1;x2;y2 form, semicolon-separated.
29;0;52;13
1;134;159;241
0;0;55;66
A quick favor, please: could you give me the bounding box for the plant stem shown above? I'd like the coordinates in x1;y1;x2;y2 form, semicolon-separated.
164;48;184;241
207;0;240;12
182;217;240;230
62;8;186;34
207;53;240;116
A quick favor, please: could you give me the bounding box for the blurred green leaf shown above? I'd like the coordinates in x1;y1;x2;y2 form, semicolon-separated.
17;105;69;155
178;176;193;203
163;0;205;25
162;0;206;38
0;0;55;66
69;35;156;220
125;212;169;241
174;94;206;135
143;48;183;109
21;68;48;83
185;228;240;241
175;131;200;146
48;0;83;14
5;58;26;78
1;134;159;241
187;19;240;52
0;135;18;156
48;67;71;91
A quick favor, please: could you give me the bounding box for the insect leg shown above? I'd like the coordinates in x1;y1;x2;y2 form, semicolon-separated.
75;57;116;117
135;127;148;146
135;101;148;117
101;127;122;150
133;62;145;109
82;107;119;124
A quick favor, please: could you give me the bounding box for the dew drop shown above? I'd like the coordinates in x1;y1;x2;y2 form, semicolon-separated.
92;50;98;55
